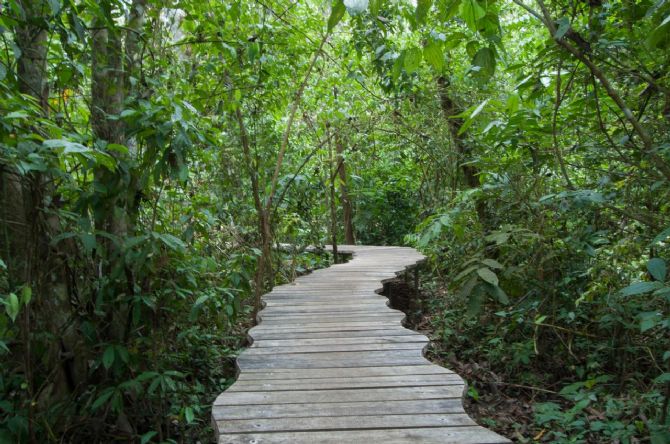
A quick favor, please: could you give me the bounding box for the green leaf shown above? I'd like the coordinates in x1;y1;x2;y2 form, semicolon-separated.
647;258;667;282
91;388;114;411
423;41;443;71
471;47;496;82
391;51;405;81
507;93;520;114
44;139;90;154
47;0;61;15
403;47;422;74
460;0;486;31
459;275;479;299
5;111;28;119
469;98;489;120
5;293;19;322
184;406;195;424
647;17;670;49
481;258;503;269
80;233;96;255
485;284;509;304
0;258;6;270
619;281;663;296
415;0;432;24
102;346;115;369
652;226;670;244
477;267;499;286
120;109;138;118
328;0;346;31
152;232;186;252
440;0;461;20
141;431;158;444
369;0;383;15
454;264;480;282
555;17;570;39
457;98;489;135
20;286;32;306
247;42;260;63
639;311;660;332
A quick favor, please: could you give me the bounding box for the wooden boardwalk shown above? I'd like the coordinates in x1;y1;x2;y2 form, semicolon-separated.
212;245;510;443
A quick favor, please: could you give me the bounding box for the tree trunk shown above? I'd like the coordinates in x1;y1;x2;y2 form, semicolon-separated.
327;126;339;263
125;0;147;97
234;107;270;319
15;0;49;111
2;0;49;284
335;131;355;244
91;16;126;238
91;7;130;347
436;76;488;224
3;3;61;440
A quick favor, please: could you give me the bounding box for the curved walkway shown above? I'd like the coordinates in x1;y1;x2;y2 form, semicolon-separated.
212;245;509;443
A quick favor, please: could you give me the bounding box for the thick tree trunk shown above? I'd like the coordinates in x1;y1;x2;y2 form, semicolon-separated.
1;0;49;283
15;1;49;111
4;3;63;440
91;19;126;238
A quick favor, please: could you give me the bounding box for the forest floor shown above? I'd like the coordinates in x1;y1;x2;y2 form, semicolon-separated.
423;326;541;442
385;278;541;443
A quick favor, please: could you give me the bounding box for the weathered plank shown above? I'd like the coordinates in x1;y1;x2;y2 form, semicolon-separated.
212;399;466;420
216;413;476;433
251;328;421;340
251;335;428;347
230;374;464;391
212;245;510;443
244;342;427;354
214;385;465;406
238;364;454;379
218;426;509;444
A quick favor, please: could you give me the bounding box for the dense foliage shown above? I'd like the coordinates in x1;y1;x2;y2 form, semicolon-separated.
0;0;668;442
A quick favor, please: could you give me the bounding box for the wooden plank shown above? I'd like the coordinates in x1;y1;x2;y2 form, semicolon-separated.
239;364;453;379
259;313;405;323
260;308;402;317
243;342;426;355
250;328;421;340
261;303;388;311
237;355;429;370
214;385;465;406
250;320;404;331
218;426;510;444
238;349;424;362
217;413;476;433
230;374;463;391
251;335;428;347
212;399;465;421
